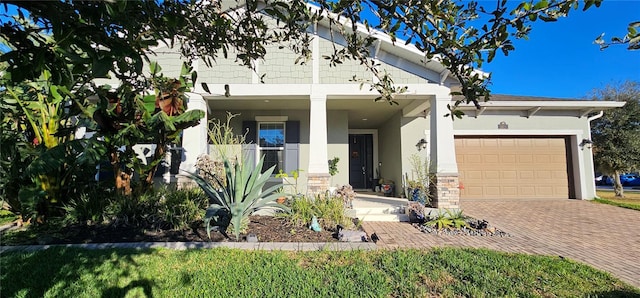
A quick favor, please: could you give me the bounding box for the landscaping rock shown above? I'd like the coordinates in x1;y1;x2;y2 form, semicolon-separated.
412;217;511;237
338;230;368;242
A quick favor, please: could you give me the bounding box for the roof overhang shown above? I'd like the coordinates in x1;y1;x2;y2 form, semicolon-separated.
457;100;625;118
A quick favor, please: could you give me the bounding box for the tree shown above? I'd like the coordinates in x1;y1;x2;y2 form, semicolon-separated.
1;0;603;215
2;0;602;110
590;81;640;198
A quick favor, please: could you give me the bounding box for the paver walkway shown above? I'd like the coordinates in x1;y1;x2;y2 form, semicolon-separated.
362;199;640;288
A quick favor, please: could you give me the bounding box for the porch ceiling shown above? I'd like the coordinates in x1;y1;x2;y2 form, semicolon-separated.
328;97;419;129
204;94;431;129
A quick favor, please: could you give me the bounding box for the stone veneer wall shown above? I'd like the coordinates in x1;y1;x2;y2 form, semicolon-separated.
307;173;331;195
429;173;460;209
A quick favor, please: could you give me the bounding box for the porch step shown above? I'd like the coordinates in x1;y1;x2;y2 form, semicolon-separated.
352;206;409;222
356;213;410;222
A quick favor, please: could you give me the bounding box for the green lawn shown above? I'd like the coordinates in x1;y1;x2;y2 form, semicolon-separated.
1;247;637;297
595;190;640;211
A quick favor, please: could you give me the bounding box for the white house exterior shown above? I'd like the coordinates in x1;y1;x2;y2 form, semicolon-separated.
105;13;624;208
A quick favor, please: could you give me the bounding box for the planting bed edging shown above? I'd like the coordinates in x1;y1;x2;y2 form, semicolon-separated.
0;241;377;254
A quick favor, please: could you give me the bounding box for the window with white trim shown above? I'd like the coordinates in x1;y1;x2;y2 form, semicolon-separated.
258;122;285;173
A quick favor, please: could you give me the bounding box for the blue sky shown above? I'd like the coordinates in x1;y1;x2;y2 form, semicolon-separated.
482;0;640;99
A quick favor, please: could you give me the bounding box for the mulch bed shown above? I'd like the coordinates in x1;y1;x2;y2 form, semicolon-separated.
1;216;340;245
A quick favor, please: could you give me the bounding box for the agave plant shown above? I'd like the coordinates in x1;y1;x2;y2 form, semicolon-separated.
187;156;290;241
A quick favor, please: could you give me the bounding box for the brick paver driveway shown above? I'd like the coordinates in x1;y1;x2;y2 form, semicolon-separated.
363;199;640;288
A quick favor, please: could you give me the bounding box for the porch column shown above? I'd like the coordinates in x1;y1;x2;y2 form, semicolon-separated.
307;94;330;193
429;94;460;209
180;93;208;176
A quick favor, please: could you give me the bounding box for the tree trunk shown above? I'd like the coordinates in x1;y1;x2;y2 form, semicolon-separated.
613;170;624;198
144;143;166;188
111;152;132;196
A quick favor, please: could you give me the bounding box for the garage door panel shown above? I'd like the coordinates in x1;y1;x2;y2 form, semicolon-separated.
501;154;517;163
456;137;569;200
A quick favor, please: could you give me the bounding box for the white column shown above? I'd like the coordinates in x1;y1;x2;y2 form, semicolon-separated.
429;95;459;174
180;93;208;173
308;94;329;174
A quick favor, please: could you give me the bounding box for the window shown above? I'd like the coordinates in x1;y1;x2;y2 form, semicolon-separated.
258;123;285;173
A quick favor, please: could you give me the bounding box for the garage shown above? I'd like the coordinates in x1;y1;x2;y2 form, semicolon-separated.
455;136;571;200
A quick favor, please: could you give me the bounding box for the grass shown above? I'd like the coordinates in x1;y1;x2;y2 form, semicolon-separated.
1;247;638;297
595;190;640;211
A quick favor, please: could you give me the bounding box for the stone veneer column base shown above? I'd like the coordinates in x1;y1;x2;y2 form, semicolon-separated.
429;173;460;209
307;173;331;195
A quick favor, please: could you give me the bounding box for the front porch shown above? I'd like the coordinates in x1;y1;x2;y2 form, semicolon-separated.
351;191;441;222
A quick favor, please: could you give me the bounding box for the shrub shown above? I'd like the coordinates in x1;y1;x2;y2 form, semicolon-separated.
425;209;467;230
159;187;207;230
282;193;353;230
63;190;112;225
100;187;207;230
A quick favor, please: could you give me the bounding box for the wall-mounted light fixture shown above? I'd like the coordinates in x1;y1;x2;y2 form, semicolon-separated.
416;138;428;151
579;138;593;150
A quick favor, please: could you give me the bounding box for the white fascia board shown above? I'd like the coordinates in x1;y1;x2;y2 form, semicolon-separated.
200;83;450;98
455;129;584;136
457;101;625;110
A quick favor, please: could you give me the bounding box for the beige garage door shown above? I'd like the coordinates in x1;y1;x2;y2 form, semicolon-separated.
455;137;570;199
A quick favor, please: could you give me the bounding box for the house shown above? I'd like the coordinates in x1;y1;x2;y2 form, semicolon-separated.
112;9;623;208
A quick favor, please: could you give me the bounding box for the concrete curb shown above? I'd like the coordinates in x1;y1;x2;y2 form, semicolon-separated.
0;241;377;254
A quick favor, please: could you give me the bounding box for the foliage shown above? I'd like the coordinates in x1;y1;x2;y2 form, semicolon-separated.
590;81;640;197
93;61;204;195
1;247;638;297
0;209;17;225
596;20;640;50
426;209;468;230
187;156;290;241
281;192;353;230
406;154;433;205
1;67;107;219
158;187;207;230
1;1;603;120
275;169;303;194
61;186;207;230
328;157;340;176
208;112;246;161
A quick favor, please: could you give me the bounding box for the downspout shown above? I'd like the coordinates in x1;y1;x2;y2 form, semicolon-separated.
587;111;604;199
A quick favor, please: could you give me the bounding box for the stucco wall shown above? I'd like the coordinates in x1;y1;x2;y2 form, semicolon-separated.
453;113;588;131
377;111;403;196
327;110;350;187
400;116;430;187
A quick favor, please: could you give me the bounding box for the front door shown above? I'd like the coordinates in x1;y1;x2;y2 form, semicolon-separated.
349;134;373;190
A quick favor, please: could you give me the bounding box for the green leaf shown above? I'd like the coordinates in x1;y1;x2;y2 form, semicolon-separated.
92;58;112;78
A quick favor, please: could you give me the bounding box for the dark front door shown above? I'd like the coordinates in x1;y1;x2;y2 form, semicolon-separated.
349;134;373;190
